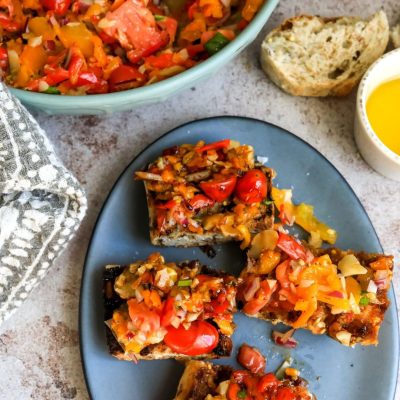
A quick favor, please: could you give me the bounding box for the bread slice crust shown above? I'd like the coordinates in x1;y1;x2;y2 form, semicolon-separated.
261;12;389;96
136;141;275;247
103;257;237;361
173;360;315;400
239;246;393;346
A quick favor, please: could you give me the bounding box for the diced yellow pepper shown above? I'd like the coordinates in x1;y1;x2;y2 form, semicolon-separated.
346;277;361;304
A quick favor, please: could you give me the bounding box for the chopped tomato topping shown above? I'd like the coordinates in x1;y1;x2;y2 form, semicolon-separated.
188;194;214;210
237;344;266;374
276;232;307;261
127;298;161;333
196;139;230;152
164;320;219;355
200;175;237;202
235;169;268;204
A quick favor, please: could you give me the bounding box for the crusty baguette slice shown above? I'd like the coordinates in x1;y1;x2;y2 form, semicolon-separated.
260;12;389;96
390;24;400;48
173;360;315;400
103;260;235;361
239;246;393;347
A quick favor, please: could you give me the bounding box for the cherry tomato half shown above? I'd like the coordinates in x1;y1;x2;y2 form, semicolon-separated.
235;169;267;204
237;344;266;375
200;175;237;202
164;320;219;356
41;0;71;15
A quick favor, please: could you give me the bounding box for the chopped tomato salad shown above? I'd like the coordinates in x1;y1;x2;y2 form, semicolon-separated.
0;0;265;94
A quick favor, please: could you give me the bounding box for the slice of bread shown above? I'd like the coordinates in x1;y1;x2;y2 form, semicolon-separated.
390;24;400;48
260;12;389;97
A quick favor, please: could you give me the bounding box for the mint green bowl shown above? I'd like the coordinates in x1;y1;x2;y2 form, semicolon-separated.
10;0;278;115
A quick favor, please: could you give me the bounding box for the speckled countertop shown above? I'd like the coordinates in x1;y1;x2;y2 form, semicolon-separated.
1;1;400;399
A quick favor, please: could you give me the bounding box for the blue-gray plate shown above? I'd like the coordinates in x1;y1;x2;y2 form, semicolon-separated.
80;116;399;400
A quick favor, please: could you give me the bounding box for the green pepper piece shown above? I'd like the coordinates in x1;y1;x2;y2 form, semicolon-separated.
44;86;60;95
238;390;247;399
359;296;370;306
178;279;192;287
204;32;230;56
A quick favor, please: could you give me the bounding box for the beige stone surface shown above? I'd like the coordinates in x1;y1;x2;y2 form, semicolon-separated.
1;1;399;399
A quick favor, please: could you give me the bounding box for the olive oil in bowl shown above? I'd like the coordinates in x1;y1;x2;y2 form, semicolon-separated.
366;78;400;156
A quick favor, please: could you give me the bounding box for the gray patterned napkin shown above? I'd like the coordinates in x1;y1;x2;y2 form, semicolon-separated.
0;83;87;325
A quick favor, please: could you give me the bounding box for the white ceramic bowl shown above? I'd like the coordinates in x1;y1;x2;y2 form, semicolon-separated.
354;48;400;181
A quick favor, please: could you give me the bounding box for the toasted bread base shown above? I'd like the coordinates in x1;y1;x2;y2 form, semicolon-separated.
103;264;234;361
240;248;393;346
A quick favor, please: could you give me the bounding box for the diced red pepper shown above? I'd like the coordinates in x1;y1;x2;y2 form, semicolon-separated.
227;383;241;400
237;18;249;31
0;12;21;32
186;43;205;57
145;53;175;69
68;49;86;85
160;297;177;327
276;232;307;261
157;17;178;44
188;194;214;210
276;387;296;400
196;139;230;153
187;1;199;20
44;67;70;86
41;0;71;16
98;30;117;44
76;71;99;86
109;65;145;87
0;47;8;69
155;199;176;209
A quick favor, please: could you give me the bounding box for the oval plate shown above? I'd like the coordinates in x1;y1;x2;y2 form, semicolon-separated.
80;117;398;400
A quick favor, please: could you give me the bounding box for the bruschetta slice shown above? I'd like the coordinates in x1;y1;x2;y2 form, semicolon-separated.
103;253;237;361
238;230;394;346
136;140;274;247
173;360;314;400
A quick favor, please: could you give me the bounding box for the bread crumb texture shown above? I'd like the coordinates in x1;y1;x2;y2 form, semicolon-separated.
260;11;389;97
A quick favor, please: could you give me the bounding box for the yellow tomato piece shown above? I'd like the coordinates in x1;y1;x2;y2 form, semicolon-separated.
180;17;206;42
199;0;223;18
346;277;361;304
60;23;94;58
124;341;145;354
242;0;263;21
28;17;54;40
296;283;318;300
214;319;234;336
294;203;337;244
317;292;350;311
292;299;317;328
258;250;281;275
16;45;47;86
271;187;337;244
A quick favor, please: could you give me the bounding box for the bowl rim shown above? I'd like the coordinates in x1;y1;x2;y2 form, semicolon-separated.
10;0;279;107
357;47;400;166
